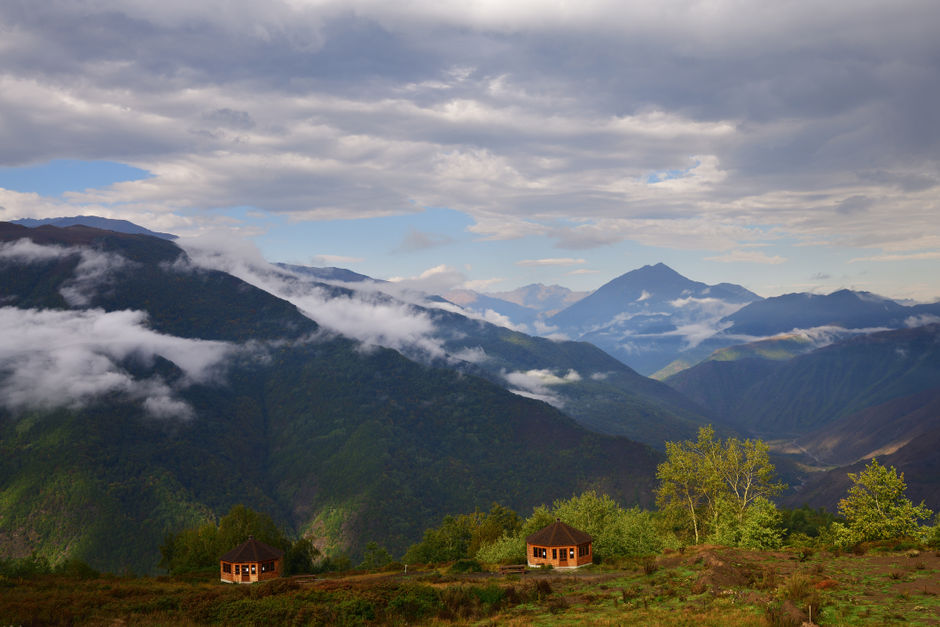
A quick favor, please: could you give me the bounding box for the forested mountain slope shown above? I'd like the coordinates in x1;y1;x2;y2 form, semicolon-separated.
666;324;940;438
0;223;662;573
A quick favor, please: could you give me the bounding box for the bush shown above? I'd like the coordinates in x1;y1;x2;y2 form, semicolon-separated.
448;558;483;573
54;558;99;579
0;554;53;577
249;577;299;598
388;584;441;622
779;573;823;620
358;541;392;571
475;532;525;564
924;517;940;548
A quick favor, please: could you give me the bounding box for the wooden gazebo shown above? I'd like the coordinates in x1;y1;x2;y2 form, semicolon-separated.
219;536;284;584
526;519;592;569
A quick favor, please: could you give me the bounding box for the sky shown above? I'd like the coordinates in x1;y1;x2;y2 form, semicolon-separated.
0;1;938;302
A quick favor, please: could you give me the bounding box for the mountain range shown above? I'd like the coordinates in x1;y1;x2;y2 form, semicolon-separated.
0;221;671;573
12;215;177;240
456;263;940;380
3;216;939;574
666;323;940;510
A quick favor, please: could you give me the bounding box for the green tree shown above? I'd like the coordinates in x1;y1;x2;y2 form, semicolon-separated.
403;504;521;564
474;492;663;563
656;426;785;545
475;533;526;564
551;490;662;558
656;438;709;543
284;537;320;575
835;458;932;545
359;541;393;570
712;496;784;549
159;505;295;574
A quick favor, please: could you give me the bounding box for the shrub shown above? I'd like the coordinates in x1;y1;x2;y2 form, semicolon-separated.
54;558;99;579
448;558;483;574
779;573;824;620
249;577;299;598
475;532;525;564
387;584;441;622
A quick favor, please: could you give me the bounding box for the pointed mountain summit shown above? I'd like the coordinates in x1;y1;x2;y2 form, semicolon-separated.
544;264;760;374
549;263;758;331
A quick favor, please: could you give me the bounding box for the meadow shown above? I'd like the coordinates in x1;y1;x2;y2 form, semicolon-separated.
2;543;938;626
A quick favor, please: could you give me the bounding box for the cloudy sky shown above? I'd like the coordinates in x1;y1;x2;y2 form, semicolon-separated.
0;1;938;301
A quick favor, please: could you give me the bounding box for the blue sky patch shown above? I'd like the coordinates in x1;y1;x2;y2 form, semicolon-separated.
0;160;149;197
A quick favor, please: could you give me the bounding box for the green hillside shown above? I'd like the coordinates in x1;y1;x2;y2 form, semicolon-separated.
666;325;940;437
0;223;662;573
0;338;660;574
423;307;716;446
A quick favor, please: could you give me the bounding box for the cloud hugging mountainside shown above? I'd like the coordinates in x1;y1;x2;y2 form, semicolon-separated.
0;222;671;573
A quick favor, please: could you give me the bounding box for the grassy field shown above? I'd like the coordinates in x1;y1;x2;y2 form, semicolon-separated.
1;545;938;625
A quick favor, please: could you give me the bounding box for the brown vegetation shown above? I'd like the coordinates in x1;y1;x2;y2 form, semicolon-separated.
1;546;938;625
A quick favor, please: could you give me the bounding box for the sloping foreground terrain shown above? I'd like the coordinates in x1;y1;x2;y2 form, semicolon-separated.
0;223;662;573
2;545;938;625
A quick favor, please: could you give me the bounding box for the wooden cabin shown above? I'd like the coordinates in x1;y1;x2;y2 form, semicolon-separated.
525;519;592;569
219;536;284;584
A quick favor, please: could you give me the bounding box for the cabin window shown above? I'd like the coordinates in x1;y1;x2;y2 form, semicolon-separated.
532;547;538;558
223;563;231;573
235;565;240;575
552;548;557;559
541;548;546;558
251;564;256;574
569;548;574;558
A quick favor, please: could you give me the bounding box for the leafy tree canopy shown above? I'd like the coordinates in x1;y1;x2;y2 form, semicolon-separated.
655;426;785;545
833;458;933;546
403;503;522;564
159;505;318;575
418;491;665;565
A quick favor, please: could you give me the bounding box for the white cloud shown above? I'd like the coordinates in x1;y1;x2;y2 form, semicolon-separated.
479;309;529;333
533;319;568;340
451;346;488;363
0;307;232;419
387;264;467;293
178;235;452;360
706;250;787;265
0;0;938;295
463;277;505;291
0;240;129;306
503;368;582;406
849;251;940;263
312;254;366;265
905;314;940;328
516;258;586;267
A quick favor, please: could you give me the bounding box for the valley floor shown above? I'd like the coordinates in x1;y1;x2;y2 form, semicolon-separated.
1;546;939;625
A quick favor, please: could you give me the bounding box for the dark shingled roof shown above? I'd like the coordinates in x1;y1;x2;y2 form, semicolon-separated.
220;537;284;563
525;520;592;547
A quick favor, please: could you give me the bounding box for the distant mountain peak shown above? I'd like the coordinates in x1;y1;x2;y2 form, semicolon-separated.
12;215;177;240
